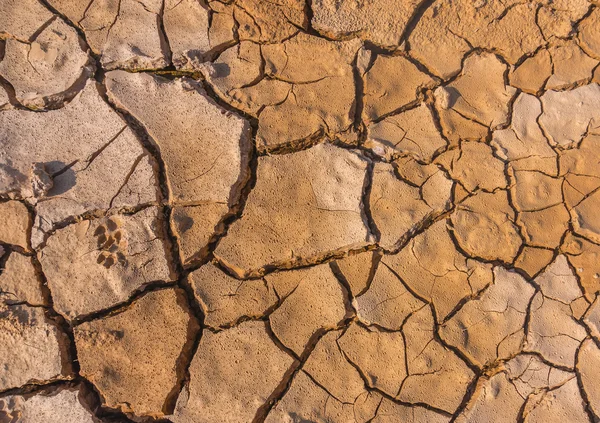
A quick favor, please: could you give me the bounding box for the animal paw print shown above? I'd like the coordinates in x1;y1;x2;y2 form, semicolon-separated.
94;218;128;269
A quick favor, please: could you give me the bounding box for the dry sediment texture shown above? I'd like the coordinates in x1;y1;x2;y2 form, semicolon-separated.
1;0;600;422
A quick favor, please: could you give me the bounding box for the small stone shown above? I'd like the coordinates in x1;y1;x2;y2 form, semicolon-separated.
29;163;54;201
75;288;196;418
171;320;293;423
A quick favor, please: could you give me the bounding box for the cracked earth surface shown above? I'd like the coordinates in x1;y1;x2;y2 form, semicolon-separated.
1;0;600;422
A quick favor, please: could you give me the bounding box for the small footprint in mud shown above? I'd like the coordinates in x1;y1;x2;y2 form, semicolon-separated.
94;218;128;269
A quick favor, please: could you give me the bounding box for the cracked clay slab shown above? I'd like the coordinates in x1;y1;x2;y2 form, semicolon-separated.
0;81;158;248
0;15;92;109
311;0;423;48
74;288;197;418
105;70;252;265
47;0;169;70
0;303;67;391
0;387;95;423
171;320;293;423
40;207;174;320
215;143;370;277
0;252;45;306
